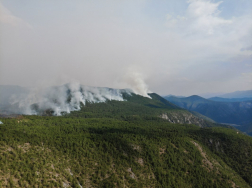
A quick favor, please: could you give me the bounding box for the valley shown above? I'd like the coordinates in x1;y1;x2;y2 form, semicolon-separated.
164;95;252;136
1;0;252;187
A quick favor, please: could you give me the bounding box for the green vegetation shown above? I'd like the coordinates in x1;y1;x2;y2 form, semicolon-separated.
0;93;251;187
67;93;219;128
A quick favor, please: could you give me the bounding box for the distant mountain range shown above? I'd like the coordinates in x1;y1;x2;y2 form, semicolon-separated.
164;95;252;136
198;90;252;98
208;97;252;102
216;90;252;98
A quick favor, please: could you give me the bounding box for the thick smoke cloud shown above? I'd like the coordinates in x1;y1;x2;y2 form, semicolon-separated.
123;68;151;98
0;0;252;96
6;82;136;116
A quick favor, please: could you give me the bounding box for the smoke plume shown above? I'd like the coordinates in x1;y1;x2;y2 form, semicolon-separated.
3;82;134;116
123;69;151;98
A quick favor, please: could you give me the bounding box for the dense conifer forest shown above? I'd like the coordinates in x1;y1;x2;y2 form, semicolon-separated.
0;93;251;187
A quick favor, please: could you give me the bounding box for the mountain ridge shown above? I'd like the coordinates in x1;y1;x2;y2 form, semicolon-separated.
0;85;252;187
217;90;252;98
208;97;252;102
164;95;252;135
0;84;220;128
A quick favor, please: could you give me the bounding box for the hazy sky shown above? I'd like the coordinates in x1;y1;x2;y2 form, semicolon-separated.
1;0;252;96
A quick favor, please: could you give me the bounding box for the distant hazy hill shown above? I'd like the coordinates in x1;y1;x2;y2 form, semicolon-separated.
164;95;252;135
208;97;252;102
163;94;186;98
216;90;252;98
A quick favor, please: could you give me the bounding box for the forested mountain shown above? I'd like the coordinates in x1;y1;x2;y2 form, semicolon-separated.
0;84;215;128
0;91;252;187
164;95;252;136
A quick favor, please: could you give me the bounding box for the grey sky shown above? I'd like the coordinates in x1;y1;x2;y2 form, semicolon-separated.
0;0;252;96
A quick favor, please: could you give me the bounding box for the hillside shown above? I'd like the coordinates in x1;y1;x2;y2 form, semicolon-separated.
0;88;251;187
67;92;219;128
0;84;217;128
164;95;252;135
0;114;252;188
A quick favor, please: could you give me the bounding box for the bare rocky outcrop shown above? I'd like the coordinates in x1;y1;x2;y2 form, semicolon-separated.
131;144;141;152
136;158;144;166
191;141;214;171
159;148;165;155
127;168;137;179
160;111;209;127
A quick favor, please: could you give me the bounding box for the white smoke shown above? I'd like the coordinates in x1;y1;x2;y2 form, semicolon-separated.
123;69;151;98
7;82;132;116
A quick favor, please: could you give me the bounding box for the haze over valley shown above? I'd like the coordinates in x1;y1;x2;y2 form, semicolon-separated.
1;0;252;96
0;0;252;187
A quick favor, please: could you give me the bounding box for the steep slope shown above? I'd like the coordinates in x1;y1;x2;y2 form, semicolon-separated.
67;92;219;128
0;116;251;188
0;84;219;128
0;87;251;187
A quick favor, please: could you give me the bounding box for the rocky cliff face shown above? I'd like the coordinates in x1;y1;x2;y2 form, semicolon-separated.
160;111;215;127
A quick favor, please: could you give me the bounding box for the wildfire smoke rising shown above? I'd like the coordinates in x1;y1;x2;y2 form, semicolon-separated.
2;82;150;116
1;68;152;116
10;83;130;115
123;68;151;98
